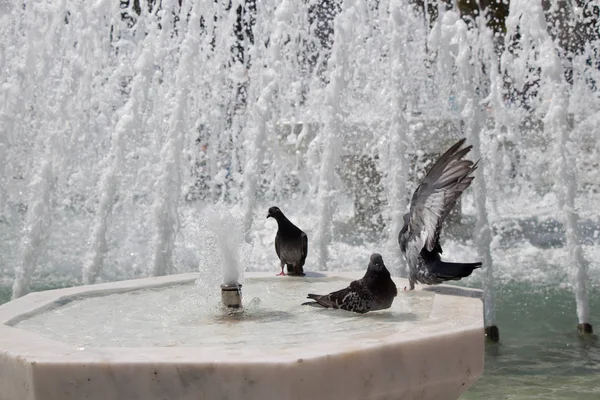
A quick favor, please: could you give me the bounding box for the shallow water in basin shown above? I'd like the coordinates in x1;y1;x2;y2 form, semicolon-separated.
14;277;434;349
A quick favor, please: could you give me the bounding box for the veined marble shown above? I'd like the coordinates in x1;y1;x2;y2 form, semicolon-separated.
0;272;483;400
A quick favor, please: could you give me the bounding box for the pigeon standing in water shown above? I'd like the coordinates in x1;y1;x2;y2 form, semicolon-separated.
267;206;308;276
302;253;397;313
399;138;482;291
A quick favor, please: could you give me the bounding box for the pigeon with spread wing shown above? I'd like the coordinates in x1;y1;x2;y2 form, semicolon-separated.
398;138;482;290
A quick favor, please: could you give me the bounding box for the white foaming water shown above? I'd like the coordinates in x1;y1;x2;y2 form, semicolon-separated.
0;0;597;297
14;278;434;349
198;204;248;286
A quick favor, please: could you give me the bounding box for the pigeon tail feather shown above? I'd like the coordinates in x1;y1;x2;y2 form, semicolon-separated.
428;259;482;280
303;293;335;309
301;300;327;308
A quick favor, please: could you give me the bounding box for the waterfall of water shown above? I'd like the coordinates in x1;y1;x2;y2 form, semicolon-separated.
151;0;201;276
542;18;592;332
382;1;410;276
11;2;73;297
83;3;153;284
12;159;53;299
314;1;355;270
462;20;498;340
480;19;511;340
504;0;593;331
241;2;280;242
431;8;497;338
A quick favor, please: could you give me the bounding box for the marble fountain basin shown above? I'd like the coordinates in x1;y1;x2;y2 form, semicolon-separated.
0;272;484;400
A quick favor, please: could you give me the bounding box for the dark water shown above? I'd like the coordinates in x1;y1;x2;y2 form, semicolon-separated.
0;285;9;305
0;282;75;305
2;282;599;399
461;283;600;400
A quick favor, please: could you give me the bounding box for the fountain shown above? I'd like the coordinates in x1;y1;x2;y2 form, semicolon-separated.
0;271;483;400
0;204;483;399
1;203;484;399
1;0;599;399
199;204;246;309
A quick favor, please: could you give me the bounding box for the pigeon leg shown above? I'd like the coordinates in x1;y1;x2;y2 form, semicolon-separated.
277;261;286;276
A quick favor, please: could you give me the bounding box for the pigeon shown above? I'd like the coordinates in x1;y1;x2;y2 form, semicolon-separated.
398;138;482;291
267;206;308;276
302;253;397;314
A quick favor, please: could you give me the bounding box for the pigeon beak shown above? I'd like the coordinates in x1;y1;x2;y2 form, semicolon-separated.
266;213;272;219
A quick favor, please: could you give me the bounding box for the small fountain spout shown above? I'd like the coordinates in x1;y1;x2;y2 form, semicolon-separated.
220;283;243;309
577;323;593;335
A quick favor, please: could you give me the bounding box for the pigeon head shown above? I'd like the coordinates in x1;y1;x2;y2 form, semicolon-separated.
363;253;391;286
267;206;282;219
368;253;386;273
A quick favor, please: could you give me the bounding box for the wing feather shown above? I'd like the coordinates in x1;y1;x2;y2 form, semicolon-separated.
407;139;479;253
275;234;281;258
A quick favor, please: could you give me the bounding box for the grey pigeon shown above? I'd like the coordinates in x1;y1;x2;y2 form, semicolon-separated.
399;138;482;291
267;206;308;276
302;253;397;313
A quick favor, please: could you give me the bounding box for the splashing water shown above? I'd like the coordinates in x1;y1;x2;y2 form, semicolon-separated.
198;204;249;287
0;0;597;293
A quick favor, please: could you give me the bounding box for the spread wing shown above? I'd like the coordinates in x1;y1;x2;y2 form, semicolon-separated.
406;138;479;254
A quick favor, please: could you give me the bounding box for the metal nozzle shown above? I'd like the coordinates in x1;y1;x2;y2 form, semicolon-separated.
220;283;243;309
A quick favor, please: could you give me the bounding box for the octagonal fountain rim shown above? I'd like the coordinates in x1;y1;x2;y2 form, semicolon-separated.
0;272;483;364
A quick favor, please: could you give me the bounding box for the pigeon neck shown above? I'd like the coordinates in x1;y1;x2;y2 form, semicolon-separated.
275;214;293;227
364;268;389;288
